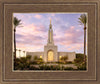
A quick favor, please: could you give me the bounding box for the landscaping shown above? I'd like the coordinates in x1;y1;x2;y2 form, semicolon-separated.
14;54;87;71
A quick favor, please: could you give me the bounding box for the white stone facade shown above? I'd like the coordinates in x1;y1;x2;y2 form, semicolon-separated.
26;20;76;62
26;51;76;62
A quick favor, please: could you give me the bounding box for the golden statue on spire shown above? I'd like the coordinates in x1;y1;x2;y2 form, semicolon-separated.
49;18;52;29
50;18;51;24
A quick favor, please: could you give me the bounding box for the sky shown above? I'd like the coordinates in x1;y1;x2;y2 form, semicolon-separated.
13;13;87;53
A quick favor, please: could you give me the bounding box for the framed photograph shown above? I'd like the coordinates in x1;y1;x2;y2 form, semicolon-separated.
0;0;99;84
13;13;87;71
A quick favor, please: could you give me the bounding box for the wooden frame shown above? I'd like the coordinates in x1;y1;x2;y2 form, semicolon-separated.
0;0;99;84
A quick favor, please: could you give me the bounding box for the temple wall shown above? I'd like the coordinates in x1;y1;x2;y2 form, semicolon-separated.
58;52;76;61
26;52;44;61
26;52;76;62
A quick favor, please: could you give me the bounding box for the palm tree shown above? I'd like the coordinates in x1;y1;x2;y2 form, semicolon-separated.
13;17;22;59
78;14;87;65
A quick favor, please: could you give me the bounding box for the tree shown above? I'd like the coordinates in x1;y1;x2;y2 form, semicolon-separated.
78;14;87;65
26;55;32;63
13;17;22;59
14;55;32;70
74;54;87;70
60;56;68;63
33;56;38;61
26;55;32;60
38;58;43;62
74;54;84;64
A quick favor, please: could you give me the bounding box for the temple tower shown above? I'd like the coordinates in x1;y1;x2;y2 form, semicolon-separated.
44;19;58;62
47;19;54;45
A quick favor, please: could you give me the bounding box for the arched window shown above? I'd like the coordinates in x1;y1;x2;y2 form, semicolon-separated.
48;50;54;61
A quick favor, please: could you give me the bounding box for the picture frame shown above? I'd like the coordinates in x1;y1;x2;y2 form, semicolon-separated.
0;0;99;84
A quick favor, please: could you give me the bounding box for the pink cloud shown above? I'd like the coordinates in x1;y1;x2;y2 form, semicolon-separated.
67;43;84;51
51;14;55;16
34;14;42;19
70;26;75;29
16;43;27;51
16;23;48;52
54;26;84;48
16;42;44;52
16;23;47;37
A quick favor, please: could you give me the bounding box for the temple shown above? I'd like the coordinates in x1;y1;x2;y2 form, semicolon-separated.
26;20;76;62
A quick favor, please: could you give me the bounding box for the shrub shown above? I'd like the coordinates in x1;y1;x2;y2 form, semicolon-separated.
39;65;51;70
66;61;73;64
74;53;87;70
39;65;44;70
33;56;44;64
60;56;68;63
77;62;87;70
39;65;61;70
64;67;74;70
29;66;39;70
56;65;60;70
74;54;86;64
30;61;38;64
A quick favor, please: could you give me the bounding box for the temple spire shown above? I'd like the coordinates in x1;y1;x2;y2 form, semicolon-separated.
47;19;54;45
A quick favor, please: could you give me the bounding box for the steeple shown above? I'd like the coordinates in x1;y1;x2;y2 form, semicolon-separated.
47;19;54;45
49;18;52;29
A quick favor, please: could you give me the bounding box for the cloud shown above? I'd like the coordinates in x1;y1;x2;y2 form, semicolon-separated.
67;43;83;50
16;23;84;52
51;14;55;16
34;14;42;19
16;42;44;52
14;13;85;53
16;23;48;51
16;34;45;45
16;35;45;52
16;23;47;36
70;26;75;29
54;26;84;50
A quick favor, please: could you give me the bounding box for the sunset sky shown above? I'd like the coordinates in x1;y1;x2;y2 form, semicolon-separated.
14;13;87;53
